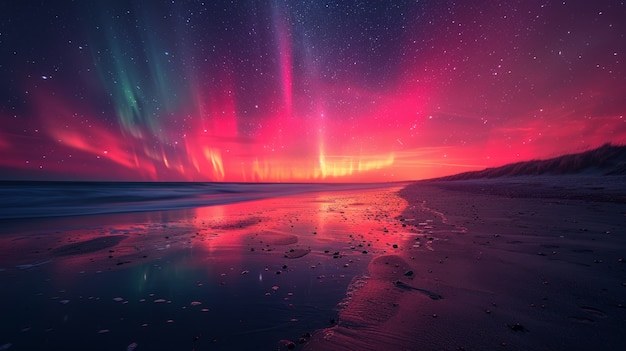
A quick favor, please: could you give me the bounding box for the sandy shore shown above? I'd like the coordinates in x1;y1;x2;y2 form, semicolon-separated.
0;185;411;350
305;176;626;350
1;178;624;350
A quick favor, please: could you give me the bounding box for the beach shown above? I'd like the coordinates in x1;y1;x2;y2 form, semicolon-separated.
306;175;626;350
0;182;407;350
1;178;625;350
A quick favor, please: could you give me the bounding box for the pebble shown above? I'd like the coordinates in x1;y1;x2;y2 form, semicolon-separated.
508;323;527;332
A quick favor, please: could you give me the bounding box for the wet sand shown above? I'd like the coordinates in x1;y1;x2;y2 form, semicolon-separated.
0;185;410;351
305;176;626;350
2;178;625;350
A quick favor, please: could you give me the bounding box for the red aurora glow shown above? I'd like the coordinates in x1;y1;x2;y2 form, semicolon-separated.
1;1;625;182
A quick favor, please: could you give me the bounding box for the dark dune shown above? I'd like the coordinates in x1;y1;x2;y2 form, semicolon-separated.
420;144;626;203
431;143;626;181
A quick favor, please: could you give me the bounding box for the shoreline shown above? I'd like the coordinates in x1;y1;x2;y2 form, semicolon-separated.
0;185;408;350
2;178;625;350
0;181;406;220
304;176;626;350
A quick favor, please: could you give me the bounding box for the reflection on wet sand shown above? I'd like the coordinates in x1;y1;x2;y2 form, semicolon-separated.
0;185;407;351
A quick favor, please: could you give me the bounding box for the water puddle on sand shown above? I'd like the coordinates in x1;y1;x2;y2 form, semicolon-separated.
0;186;408;350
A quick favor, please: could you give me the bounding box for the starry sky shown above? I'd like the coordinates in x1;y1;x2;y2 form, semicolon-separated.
1;0;625;182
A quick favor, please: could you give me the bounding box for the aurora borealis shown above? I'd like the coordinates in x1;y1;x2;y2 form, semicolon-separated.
1;0;625;182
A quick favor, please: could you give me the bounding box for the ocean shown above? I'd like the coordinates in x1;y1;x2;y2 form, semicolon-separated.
0;181;399;219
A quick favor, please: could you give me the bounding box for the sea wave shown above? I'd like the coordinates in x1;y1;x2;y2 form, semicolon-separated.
0;181;400;219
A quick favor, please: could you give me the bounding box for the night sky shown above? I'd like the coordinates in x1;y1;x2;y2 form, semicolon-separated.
1;0;625;182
